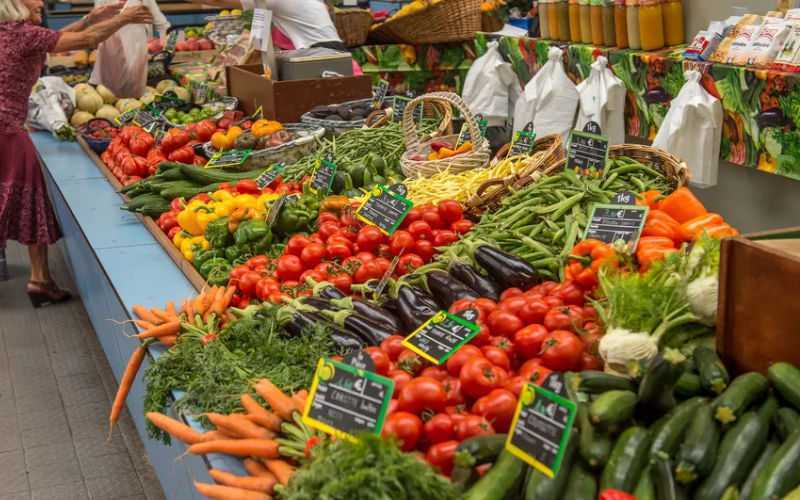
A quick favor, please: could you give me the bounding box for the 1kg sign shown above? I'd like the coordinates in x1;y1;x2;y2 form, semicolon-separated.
402;309;480;365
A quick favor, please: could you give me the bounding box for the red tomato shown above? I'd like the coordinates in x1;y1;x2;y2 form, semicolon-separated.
318;221;341;241
408;220;434;241
354;260;382;284
414;239;435;262
540;330;584;371
519;359;553;385
445;345;484;377
382;412;423;451
286;235;311;256
318;212;339;224
543;296;564;308
376;243;392;258
397;350;424;375
426;440;459;476
389;230;416;256
487;310;523;338
327;235;354;249
580;352;602;370
401;207;423;228
423;413;454;445
398;377;447;415
329;273;352;294
503;376;527;397
275;255;304;281
443;377;464;406
599;489;637;500
517;299;549;325
499;296;527;315
255;278;276;301
420;367;448;382
454;415;495;441
397;254;424;275
472;388;517;432
514;324;549;360
582;305;599;322
299;242;325;268
299;270;326;284
473;298;498;316
229;265;249;285
436;200;463;224
246;255;269;269
433;230;459;247
544;306;584;332
354;251;375;263
581;321;602;353
372;257;392;275
451;219;474;234
552;280;585;306
422;210;444;230
481;346;511;371
380;335;406;361
500;288;523;301
326;243;352;261
459;357;502;399
364;347;390;375
388;369;413;394
238;271;262;296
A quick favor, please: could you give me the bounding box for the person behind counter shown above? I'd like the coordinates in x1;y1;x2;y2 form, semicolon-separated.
0;0;153;307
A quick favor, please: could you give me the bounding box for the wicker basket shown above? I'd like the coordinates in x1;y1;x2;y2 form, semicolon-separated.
401;92;491;177
481;10;505;32
381;0;483;44
367;21;403;44
334;8;373;47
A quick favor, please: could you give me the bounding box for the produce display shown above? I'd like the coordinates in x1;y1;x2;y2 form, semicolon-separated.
305;101;375;123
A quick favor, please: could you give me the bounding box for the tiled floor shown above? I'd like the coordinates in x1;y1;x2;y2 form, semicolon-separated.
0;242;165;500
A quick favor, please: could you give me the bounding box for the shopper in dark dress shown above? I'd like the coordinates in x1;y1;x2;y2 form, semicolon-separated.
0;0;152;307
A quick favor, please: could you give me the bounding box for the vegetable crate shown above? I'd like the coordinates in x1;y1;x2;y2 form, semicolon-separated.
717;228;800;374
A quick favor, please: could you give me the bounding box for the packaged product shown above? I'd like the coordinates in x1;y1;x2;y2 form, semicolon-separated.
774;24;800;71
748;21;791;66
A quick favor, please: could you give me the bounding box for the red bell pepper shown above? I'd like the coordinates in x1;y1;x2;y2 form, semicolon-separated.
599;489;636;500
234;179;261;195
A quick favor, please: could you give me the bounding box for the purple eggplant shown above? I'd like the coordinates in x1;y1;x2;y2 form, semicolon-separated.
426;270;480;309
449;261;501;300
396;285;439;333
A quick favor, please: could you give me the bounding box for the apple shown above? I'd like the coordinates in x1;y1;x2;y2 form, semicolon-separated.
175;40;190;51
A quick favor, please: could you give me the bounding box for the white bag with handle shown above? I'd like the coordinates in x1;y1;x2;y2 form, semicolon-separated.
575;56;627;146
652;70;723;188
512;46;579;141
462;41;520;126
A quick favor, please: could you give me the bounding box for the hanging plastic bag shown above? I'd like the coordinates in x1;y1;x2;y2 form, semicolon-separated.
27;77;76;140
512;46;579;141
575;56;626;146
462;41;520;125
90;0;168;98
652;70;723;188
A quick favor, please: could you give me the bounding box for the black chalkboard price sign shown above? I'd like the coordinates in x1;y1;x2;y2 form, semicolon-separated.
372;79;390;109
206;149;253;169
584;203;649;251
310;157;337;194
506;384;577;478
509;122;536;157
256;162;285;189
355;185;413;236
612;190;637;206
115;108;160;128
402;309;480;365
392;96;410;122
302;358;395;440
566;129;610;177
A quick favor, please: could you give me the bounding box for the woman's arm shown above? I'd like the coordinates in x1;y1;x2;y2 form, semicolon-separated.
61;2;125;33
52;6;153;52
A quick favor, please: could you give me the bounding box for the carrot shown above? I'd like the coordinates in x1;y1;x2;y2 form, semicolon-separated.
192;292;207;317
243;458;273;478
109;346;147;436
159;335;177;347
187;439;280;459
151;307;174;323
183;299;195;321
134;320;156;330
220;286;237;312
209;469;276;493
203;286;219;311
204;287;224;321
137;320;181;339
291;390;308;411
254;379;299;420
165;300;177;318
146;412;205;445
200;430;235;441
264;459;295;486
208;286;233;319
241;395;282;431
194;482;271;500
206;413;275;440
132;305;161;325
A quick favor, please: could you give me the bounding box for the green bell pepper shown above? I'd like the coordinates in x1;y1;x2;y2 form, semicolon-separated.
205;216;233;249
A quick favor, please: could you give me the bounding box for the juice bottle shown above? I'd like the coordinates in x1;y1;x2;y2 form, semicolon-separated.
580;0;593;43
569;0;582;42
602;0;616;46
626;0;641;49
548;0;561;40
639;0;665;50
662;0;684;46
557;0;572;41
539;0;551;39
591;0;605;46
615;0;628;48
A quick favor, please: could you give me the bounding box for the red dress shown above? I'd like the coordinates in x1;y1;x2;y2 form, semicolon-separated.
0;21;62;246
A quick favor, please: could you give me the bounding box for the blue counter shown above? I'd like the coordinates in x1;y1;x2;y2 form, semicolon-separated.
33;132;245;500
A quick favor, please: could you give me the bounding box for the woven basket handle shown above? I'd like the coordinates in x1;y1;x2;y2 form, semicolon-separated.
403;91;481;153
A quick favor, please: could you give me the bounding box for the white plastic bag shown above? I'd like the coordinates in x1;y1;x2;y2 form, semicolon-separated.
27;77;76;139
652;70;723;188
575;56;627;146
512;46;579;141
462;41;520;126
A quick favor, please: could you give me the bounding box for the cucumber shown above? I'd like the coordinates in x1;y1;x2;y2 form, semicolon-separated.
693;400;776;500
740;439;779;500
578;402;613;469
774;407;800;441
178;163;269;185
649;396;705;458
675;372;703;398
675;402;720;484
123;193;169;211
601;426;651;493
748;430;800;500
768;362;800;411
638;349;686;416
523;429;577;500
577;371;636;393
160;183;221;201
713;372;769;425
562;462;596;500
462;450;526;500
694;346;730;395
678;334;715;358
651;452;688;500
590;390;637;428
635;465;657;500
451;434;508;489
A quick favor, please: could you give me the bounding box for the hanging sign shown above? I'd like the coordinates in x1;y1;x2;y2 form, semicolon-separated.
372;79;390;109
310;155;337;194
255;162;285;189
584;203;649;251
355;184;413;236
509;122;536;157
402;309;481;365
566;127;610;177
206;149;252;169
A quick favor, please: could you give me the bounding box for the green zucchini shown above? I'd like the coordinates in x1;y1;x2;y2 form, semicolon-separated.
451;434;508;489
693;401;776;500
562;462;596;500
675;372;703;398
601;426;651;493
578;402;613;469
748;430;800;500
713;372;769;425
590;390;637;428
178;163;268;185
675;402;720;484
651;452;688;500
577;371;636;393
160;183;221;201
123;193;169;211
523;429;577;500
462;450;526;500
768;362;800;411
740;439;779;500
649;396;705;458
635;465;657;500
638;349;686;415
693;347;730;395
774;407;800;441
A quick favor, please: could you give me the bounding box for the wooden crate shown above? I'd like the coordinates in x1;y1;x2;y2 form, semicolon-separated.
717;228;800;374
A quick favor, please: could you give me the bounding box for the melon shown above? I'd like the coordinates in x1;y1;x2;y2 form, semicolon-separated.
96;105;120;121
96;85;117;105
156;79;177;93
76;91;103;114
73;83;94;96
70;111;94;127
173;86;191;102
116;99;143;113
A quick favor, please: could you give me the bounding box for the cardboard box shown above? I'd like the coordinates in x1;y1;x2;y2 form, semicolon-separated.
225;65;372;122
717;227;800;374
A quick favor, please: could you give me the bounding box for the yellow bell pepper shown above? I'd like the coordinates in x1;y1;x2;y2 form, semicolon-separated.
196;210;218;233
180;236;209;261
234;194;258;209
256;193;280;212
211;190;234;202
177;203;206;236
172;230;190;249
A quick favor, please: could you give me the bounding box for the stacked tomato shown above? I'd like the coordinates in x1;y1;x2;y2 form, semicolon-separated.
365;279;600;476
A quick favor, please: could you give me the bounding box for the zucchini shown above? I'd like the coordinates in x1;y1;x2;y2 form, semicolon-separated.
160;183;221;201
178;163;268;185
675;372;703;398
601;426;651;493
523;429;577;500
768;362;800;411
713;372;769;425
577;371;636;393
649;396;705;458
693;400;776;500
562;462;596;500
462;450;526;500
661;322;713;350
651;452;688;500
675;402;720;484
748;430;800;500
678;335;715;358
451;434;507;489
590;390;637;428
740;439;779;500
694;347;730;395
578;402;613;469
123;193;169;211
774;407;800;441
634;465;656;500
638;349;686;416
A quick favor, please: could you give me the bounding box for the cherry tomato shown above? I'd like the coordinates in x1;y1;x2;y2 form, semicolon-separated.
423;413;454;445
380;335;406;361
451;219;474;234
519;359;553;385
517;299;549;325
408;220;433;241
299;242;325;268
286;235;310;256
459;357;501;399
472;388;517;432
544;306;584;332
388;369;413;394
436;200;463;224
433;230;459;247
398;377;447;415
487;310;523;338
414;239;435;262
275;254;304;281
389;230;416;256
481;346;511;371
420;367;448;382
319;221;341;241
445;345;484;377
397;254;425;275
426;440;459;476
514;324;549;360
382;412;423;451
364;347;390;375
454;415;495;441
540;330;584;371
238;271;262;297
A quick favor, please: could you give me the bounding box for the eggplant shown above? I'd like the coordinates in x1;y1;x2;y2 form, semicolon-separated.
756;107;788;129
330;297;403;333
474;245;539;291
300;297;339;312
323;309;395;345
396;285;439;333
449;261;501;301
317;285;346;300
644;87;670;105
426;270;480;309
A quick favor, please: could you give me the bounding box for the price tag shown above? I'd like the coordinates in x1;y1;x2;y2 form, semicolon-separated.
206;149;252;169
566;129;610;177
302;358;395;440
115;108;160;127
310;156;337;194
344;350;376;372
509;122;536;157
584;203;649;252
372;79;390;109
256;162;285;189
164;30;179;53
355;184;413;236
612;191;637;206
402;309;480;365
392;96;410;122
506;384;577;478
